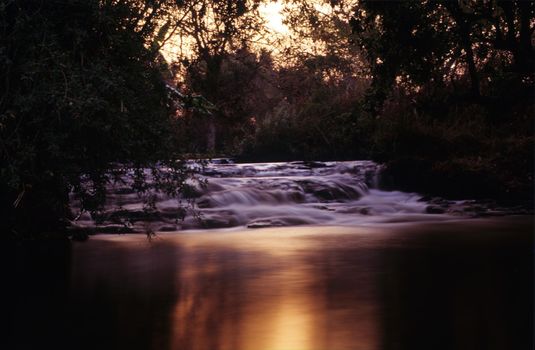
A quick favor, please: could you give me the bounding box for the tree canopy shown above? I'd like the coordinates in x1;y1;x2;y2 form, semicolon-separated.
350;0;534;111
0;0;198;237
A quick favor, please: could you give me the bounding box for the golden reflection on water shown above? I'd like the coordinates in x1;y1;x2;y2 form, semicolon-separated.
79;226;380;350
162;227;380;350
69;218;532;350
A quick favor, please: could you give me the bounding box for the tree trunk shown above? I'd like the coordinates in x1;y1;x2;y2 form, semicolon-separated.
515;0;534;75
206;116;216;152
203;56;222;152
463;36;481;98
445;3;481;98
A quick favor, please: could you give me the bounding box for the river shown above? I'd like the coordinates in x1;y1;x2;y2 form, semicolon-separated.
5;160;533;350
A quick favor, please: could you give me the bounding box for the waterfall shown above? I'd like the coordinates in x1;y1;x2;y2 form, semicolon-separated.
71;160;440;232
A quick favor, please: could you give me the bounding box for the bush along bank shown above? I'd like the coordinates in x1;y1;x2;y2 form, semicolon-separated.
370;97;533;203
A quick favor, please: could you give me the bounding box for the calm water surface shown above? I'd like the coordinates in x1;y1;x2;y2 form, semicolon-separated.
5;217;533;350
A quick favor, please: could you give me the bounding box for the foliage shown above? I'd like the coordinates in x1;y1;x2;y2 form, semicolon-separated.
345;0;534;198
350;0;534;112
0;0;200;238
165;0;267;151
364;81;534;198
174;0;372;159
241;57;369;161
282;0;364;71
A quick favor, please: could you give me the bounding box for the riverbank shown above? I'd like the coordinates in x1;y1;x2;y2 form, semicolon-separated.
379;156;534;201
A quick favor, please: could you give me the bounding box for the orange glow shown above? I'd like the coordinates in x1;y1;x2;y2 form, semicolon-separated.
259;1;289;34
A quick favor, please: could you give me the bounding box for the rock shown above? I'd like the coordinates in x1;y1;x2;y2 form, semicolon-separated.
196;198;212;208
298;180;362;201
247;217;310;229
247;220;282;229
200;216;238;229
463;205;486;212
210;158;234;164
158;225;178;232
98;224;135;233
303;161;328;168
418;195;433;202
426;206;446;214
359;207;371;215
312;205;333;211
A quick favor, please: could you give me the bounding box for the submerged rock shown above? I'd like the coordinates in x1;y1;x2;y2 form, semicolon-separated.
247;220;283;229
158;225;179;232
426;206;446;214
247;217;311;229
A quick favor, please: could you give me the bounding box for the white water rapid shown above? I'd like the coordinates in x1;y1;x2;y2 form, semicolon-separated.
71;160;459;233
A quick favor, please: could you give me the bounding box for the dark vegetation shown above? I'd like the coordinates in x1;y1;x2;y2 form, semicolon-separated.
352;1;534;200
0;0;533;238
0;1;204;238
174;0;533;200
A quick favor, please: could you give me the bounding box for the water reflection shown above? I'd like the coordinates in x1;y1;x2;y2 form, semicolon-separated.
66;228;385;350
155;230;376;350
376;219;533;350
5;217;533;350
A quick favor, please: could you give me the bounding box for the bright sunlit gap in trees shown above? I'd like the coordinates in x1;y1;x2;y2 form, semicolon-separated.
160;0;291;63
259;0;289;34
159;0;336;66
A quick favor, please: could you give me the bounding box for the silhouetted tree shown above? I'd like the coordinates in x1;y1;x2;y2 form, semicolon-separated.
350;0;534;112
169;0;266;151
0;0;198;238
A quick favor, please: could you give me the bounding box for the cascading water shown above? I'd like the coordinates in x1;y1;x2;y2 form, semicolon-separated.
179;160;434;229
74;159;531;233
72;159;450;233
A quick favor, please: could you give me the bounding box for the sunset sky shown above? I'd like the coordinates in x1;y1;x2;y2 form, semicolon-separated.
160;0;293;62
259;0;289;34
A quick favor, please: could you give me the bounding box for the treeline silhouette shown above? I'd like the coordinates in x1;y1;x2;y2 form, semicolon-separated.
1;0;532;238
